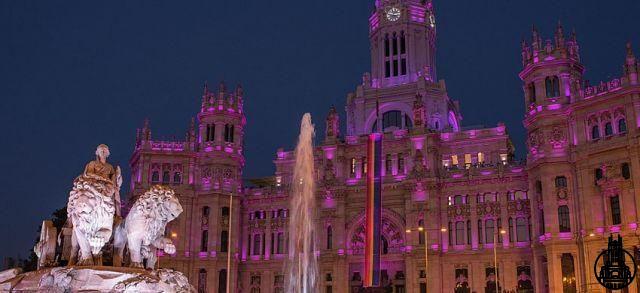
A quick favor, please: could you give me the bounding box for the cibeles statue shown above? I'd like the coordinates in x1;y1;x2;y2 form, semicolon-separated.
67;144;122;266
115;185;183;269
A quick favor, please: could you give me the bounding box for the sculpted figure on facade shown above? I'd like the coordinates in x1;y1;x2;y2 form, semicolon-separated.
67;144;122;266
115;185;183;269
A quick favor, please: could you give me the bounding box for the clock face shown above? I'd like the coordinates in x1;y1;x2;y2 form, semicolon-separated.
386;7;401;22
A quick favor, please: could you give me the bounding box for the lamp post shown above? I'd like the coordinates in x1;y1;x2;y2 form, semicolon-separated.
405;226;447;292
226;193;233;293
494;228;507;293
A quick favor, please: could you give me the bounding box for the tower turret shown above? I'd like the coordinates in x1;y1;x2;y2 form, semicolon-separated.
519;23;584;115
369;0;437;88
197;80;246;193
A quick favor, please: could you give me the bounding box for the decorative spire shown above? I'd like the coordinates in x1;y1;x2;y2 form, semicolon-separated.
235;83;243;96
218;81;226;93
531;25;541;51
203;81;209;95
627;42;635;58
555;20;565;48
142;118;151;141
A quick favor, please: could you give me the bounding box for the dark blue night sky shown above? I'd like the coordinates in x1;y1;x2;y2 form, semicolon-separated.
1;0;639;262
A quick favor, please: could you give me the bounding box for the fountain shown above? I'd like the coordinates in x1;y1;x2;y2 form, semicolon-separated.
285;113;319;293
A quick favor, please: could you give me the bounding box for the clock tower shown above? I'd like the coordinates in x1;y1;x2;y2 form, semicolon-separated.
347;0;459;136
369;0;437;87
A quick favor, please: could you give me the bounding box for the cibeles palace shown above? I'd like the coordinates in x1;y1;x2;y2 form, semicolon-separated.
127;0;640;292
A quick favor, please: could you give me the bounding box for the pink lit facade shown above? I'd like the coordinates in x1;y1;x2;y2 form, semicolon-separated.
127;1;640;292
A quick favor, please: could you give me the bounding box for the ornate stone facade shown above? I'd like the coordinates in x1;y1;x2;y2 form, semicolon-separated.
127;1;640;292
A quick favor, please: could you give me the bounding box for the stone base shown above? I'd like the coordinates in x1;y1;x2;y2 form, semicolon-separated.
0;266;195;292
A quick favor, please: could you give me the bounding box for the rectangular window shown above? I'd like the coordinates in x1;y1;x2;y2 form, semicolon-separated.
558;206;571;232
485;220;495;244
611;196;621;225
477;220;483;244
385;154;392;174
361;157;367;175
464;153;472;169
392;37;398;55
350;158;356;177
384;38;390;57
253;234;261;255
456;222;465;245
451;155;459;166
400;59;407;75
516;218;529;242
393;60;399;77
397;154;404;174
385;61;391;78
277;232;285;254
478;152;484;163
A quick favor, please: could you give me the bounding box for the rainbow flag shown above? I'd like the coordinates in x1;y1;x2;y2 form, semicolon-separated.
364;132;382;287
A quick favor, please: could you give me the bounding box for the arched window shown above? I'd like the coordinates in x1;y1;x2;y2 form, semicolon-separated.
605;122;613;136
198;269;207;293
230;125;235;142
206;124;215;142
622;163;631;180
591;125;600;140
555;176;567;188
418;220;425;244
611;195;621;225
485;219;495;244
618;118;627;133
558;205;571;232
400;31;406;54
203;206;210;217
455;222;465;245
397;153;405;174
545;77;553;98
162;171;171;183
516;218;529;242
497;218;502;243
477;220;483;244
151;171;160;183
220;230;229;252
595;168;603;184
552;76;560;97
327;226;333;249
201;230;209;252
528;82;536;104
173;171;182;184
218;270;227;293
383;110;402;130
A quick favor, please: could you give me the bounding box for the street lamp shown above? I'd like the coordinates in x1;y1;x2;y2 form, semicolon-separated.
494;229;507;293
406;226;447;292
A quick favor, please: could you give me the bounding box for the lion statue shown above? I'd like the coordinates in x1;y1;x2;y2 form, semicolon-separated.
115;185;183;269
67;174;117;266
